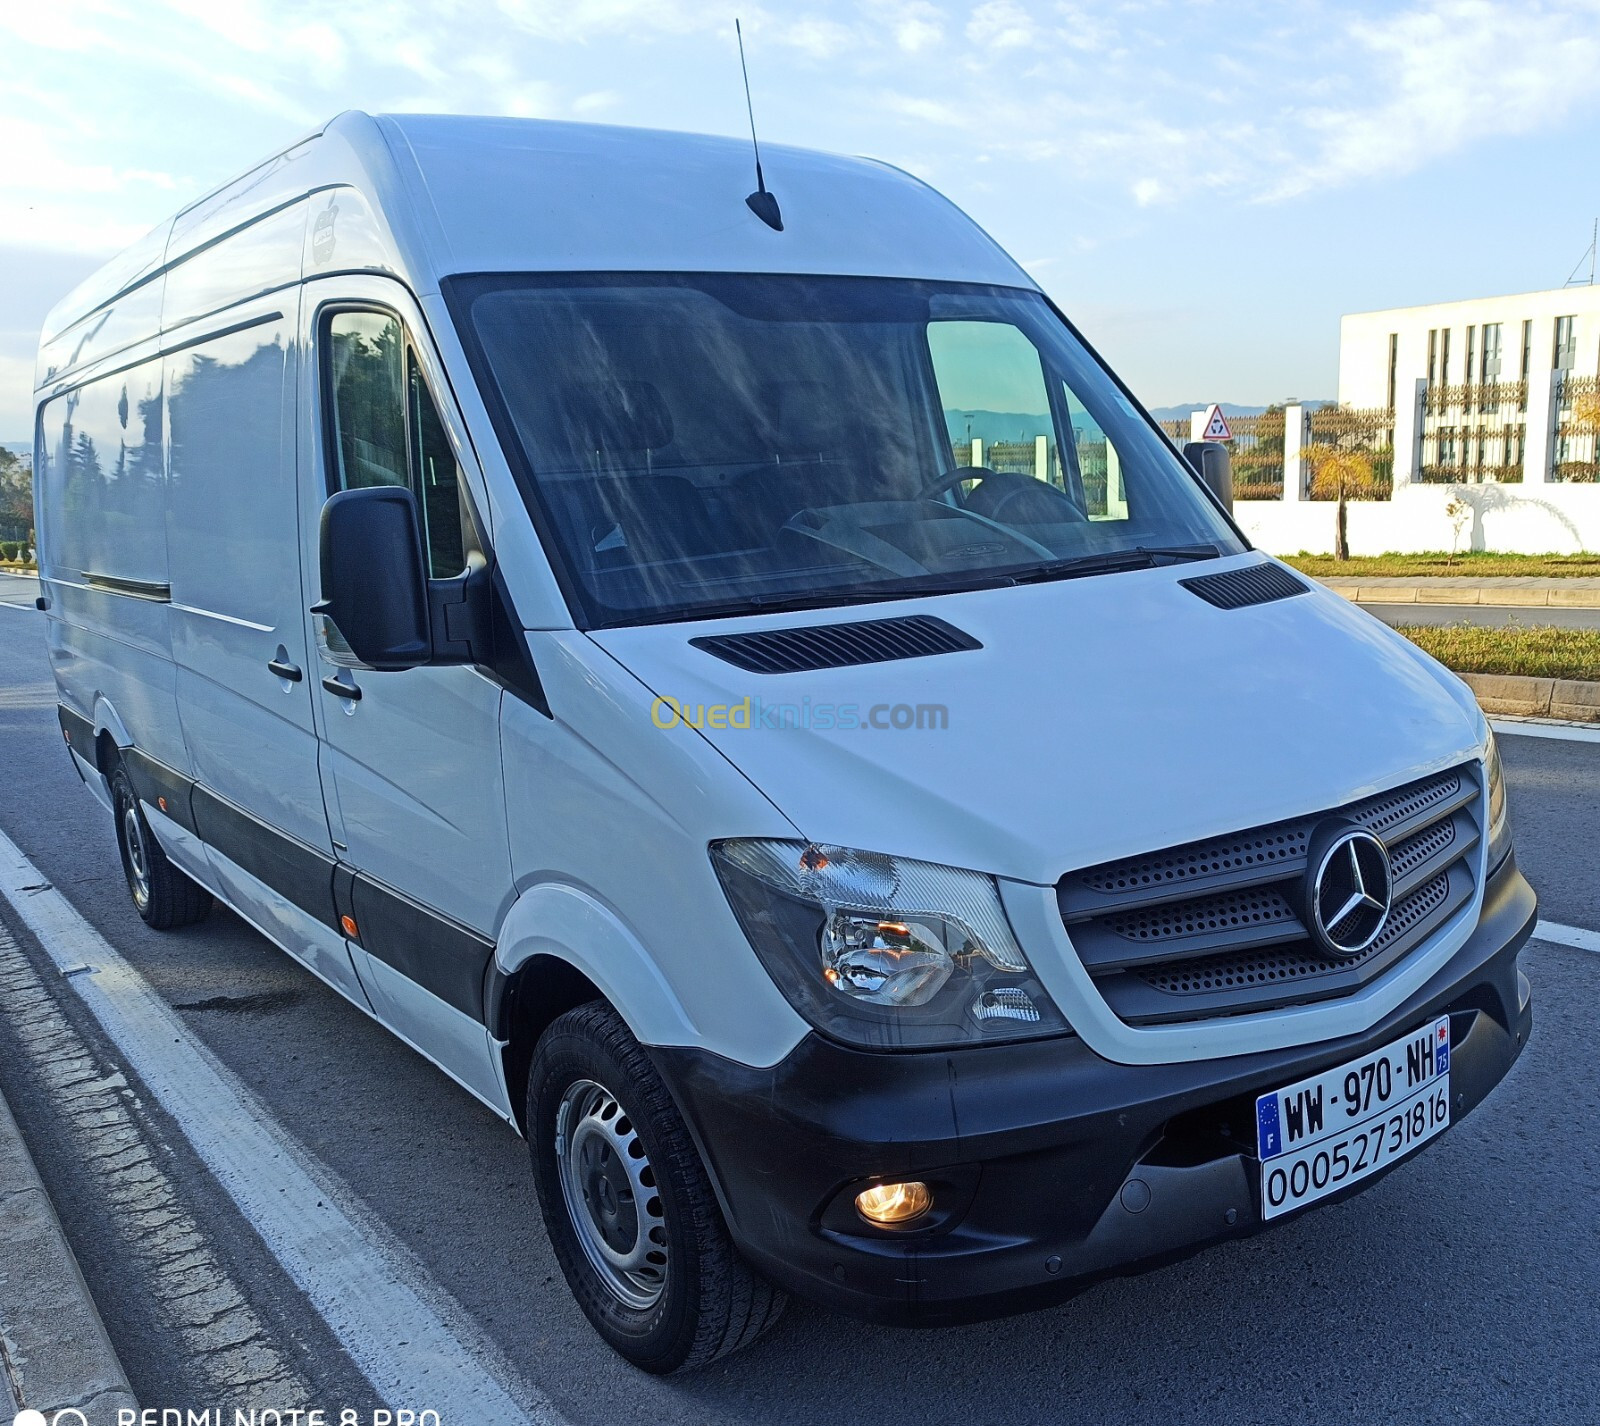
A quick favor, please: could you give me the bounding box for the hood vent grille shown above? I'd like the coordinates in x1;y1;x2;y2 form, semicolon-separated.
1180;562;1309;610
690;614;981;674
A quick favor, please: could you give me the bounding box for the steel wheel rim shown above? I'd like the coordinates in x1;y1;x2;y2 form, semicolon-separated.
555;1078;668;1310
121;804;151;911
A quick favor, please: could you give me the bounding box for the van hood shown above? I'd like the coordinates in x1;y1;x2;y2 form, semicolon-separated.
585;559;1487;885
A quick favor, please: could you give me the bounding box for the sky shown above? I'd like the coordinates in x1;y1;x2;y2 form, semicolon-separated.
3;0;1600;439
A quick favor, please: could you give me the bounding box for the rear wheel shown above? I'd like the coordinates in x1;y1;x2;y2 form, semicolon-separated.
110;764;212;930
527;1002;785;1373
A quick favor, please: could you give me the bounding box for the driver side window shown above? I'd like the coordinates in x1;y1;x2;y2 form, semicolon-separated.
325;309;470;578
927;320;1061;485
926;319;1133;525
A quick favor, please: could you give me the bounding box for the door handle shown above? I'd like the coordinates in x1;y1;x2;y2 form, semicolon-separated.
322;675;362;701
268;657;303;682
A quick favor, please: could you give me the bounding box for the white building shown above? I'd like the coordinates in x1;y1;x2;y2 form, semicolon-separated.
1339;283;1600;488
1228;283;1600;555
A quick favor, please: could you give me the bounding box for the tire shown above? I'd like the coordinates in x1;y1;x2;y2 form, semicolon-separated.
110;764;212;930
527;1002;786;1373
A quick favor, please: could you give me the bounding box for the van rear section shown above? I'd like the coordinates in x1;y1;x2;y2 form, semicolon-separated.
32;111;1535;1374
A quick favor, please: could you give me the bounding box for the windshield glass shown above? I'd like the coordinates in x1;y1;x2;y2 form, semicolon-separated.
453;274;1244;627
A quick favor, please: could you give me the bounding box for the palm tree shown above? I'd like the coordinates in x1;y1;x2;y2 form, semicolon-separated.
1307;447;1381;561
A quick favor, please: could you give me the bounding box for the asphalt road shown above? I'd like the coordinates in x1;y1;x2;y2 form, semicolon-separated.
2;572;1598;1426
1361;600;1600;630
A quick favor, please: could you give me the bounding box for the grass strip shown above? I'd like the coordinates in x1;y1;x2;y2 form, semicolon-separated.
1285;552;1600;579
1397;623;1600;681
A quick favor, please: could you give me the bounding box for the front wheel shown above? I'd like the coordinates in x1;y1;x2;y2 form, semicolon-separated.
527;1002;785;1373
110;764;212;930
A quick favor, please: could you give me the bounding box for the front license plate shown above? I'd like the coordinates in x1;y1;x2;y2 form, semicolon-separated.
1256;1015;1451;1220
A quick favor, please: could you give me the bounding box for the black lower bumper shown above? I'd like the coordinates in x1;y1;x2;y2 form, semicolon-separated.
652;856;1536;1326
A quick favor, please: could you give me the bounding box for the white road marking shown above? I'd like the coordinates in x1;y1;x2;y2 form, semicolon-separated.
1533;920;1600;955
1490;717;1600;745
0;827;568;1426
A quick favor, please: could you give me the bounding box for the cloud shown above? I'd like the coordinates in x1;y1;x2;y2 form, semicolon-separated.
966;0;1036;49
888;1;945;52
572;90;623;116
881;93;968;127
1275;0;1600;198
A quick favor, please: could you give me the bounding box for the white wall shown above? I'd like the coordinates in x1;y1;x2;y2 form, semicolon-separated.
1340;285;1600;407
1236;483;1600;557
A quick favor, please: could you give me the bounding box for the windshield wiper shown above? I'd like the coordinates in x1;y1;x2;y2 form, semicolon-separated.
1011;543;1220;585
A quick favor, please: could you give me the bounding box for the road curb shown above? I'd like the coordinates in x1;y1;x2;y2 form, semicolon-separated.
0;1089;138;1425
1460;671;1600;722
1319;580;1600;608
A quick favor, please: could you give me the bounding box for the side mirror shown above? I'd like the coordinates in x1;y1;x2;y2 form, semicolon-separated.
314;487;488;671
1183;441;1233;514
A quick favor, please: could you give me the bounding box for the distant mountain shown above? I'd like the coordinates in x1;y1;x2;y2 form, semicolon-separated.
943;410;1051;444
1145;401;1334;423
1;442;31;458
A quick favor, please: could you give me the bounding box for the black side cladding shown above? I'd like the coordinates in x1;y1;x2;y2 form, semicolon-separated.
690;614;981;675
1179;562;1310;610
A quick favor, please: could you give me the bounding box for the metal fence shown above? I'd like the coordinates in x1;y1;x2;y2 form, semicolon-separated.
1225;411;1285;500
1307;405;1394;500
1418;381;1528;485
1553;373;1600;483
1155;413;1283;499
954;435;1124;511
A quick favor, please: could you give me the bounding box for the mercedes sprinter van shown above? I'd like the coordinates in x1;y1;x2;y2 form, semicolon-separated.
33;113;1535;1373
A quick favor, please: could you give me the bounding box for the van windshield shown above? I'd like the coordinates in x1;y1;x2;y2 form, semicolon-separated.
453;274;1245;628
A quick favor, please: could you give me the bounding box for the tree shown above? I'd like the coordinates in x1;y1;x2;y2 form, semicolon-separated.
1306;446;1382;561
0;447;31;544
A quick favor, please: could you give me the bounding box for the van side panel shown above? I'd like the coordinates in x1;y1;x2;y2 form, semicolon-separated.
163;202;308;336
35;225;168;390
36;352;188;781
38;357;169;591
164;299;342;889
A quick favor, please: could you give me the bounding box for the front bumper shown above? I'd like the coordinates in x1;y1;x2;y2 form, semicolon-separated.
652;856;1536;1326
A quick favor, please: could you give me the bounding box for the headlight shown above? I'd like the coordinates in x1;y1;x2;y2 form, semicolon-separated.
711;839;1071;1049
1485;729;1513;873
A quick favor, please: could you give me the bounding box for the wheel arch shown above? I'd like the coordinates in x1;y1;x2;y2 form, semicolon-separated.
490;881;703;1134
90;697;134;772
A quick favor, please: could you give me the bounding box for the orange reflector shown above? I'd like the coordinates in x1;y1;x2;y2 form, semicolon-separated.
340;914;359;939
157;796;168;812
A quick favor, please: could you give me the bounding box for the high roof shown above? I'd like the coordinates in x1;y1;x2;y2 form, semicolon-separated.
39;112;1035;365
375;112;1033;289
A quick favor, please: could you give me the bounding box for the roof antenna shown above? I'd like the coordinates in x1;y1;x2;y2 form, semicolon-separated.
1563;218;1597;287
736;19;783;231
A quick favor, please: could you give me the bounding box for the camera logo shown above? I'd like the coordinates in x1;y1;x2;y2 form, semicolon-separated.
14;1411;89;1426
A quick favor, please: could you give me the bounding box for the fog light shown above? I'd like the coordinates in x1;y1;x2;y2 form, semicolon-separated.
855;1180;932;1226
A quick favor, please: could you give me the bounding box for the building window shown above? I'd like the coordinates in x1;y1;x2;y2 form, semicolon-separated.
1465;326;1476;389
1555;315;1576;371
1520;319;1532;410
1482;323;1502;382
1427;329;1438;385
1440;328;1452;385
1386;333;1398;411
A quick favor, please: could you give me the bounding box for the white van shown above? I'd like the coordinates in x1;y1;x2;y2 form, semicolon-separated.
34;112;1534;1373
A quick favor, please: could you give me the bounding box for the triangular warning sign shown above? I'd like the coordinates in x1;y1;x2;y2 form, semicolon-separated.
1202;404;1232;441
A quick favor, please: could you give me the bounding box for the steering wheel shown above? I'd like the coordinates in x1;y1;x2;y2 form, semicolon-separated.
916;465;997;501
919;466;1086;524
970;470;1086;525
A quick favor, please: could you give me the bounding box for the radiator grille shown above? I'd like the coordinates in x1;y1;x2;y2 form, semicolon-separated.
1059;766;1482;1025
